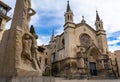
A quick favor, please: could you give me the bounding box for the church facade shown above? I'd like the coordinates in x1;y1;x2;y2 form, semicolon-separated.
49;2;116;79
0;0;120;80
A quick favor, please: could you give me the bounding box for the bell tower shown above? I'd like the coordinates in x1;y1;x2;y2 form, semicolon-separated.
0;1;11;42
64;1;75;58
95;10;104;31
64;1;73;24
95;11;108;54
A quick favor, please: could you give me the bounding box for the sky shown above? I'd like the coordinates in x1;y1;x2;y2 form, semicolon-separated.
3;0;120;52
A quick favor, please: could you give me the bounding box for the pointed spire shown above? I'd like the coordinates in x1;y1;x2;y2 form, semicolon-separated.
64;0;74;24
66;0;71;12
52;29;54;36
51;29;55;41
95;10;104;31
96;10;100;21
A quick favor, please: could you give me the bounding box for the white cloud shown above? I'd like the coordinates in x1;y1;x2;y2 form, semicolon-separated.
2;0;120;51
117;37;120;40
37;35;50;46
108;40;119;45
109;46;120;52
55;26;64;35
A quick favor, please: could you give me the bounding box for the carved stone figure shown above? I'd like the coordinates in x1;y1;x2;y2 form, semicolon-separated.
21;33;40;70
21;33;33;61
79;49;85;68
31;34;41;70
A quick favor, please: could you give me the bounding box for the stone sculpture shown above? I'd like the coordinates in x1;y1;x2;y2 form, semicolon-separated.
0;0;41;77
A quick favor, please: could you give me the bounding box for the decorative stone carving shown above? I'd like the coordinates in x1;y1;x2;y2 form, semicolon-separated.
0;0;41;77
21;33;33;61
21;33;41;70
79;49;85;68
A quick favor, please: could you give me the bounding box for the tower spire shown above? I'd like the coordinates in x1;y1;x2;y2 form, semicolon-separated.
95;10;104;31
51;29;55;41
66;0;71;12
64;1;74;23
96;10;100;21
52;29;54;36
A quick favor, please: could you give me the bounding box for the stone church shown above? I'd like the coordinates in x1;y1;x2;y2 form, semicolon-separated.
49;1;117;79
0;0;120;80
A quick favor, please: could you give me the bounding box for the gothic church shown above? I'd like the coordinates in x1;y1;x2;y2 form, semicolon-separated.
49;1;115;78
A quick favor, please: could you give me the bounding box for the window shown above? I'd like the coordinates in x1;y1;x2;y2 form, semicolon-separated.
80;34;91;47
3;7;7;15
68;15;69;20
0;5;7;15
45;58;48;65
0;5;3;11
62;38;65;47
53;53;55;62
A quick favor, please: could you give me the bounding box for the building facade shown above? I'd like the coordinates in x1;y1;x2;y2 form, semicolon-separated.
0;0;120;79
0;1;11;43
49;1;115;79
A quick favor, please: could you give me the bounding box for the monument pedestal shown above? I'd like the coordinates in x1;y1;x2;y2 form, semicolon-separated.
0;77;55;82
0;0;42;78
16;68;42;77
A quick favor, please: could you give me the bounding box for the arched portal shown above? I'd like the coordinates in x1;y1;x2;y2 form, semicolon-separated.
88;47;102;76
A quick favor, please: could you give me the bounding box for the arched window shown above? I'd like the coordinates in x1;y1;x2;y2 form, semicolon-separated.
80;34;91;47
62;38;65;46
68;15;69;20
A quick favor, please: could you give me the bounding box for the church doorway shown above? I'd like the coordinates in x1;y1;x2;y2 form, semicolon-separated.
90;62;97;76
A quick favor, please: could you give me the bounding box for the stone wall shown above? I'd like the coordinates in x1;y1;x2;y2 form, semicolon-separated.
55;79;120;82
0;77;120;82
115;50;120;76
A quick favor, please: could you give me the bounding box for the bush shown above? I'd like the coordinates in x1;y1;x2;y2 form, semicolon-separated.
42;72;50;76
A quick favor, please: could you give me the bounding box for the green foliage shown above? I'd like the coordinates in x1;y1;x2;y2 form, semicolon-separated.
42;72;50;76
30;25;36;34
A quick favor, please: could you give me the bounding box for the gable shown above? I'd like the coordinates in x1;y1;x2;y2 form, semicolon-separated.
76;23;96;34
75;23;98;48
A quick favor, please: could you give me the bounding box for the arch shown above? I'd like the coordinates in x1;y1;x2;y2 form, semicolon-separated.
87;44;101;60
89;48;99;59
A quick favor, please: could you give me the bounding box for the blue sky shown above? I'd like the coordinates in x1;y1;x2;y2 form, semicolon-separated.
3;0;120;52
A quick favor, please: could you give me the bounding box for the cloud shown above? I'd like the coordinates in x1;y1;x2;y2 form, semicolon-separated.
37;35;50;46
2;0;120;52
109;46;120;52
108;40;119;45
108;31;120;51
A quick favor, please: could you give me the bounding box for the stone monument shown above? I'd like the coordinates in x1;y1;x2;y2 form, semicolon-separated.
0;0;42;77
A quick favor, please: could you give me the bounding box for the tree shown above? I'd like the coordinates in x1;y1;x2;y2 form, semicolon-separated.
30;25;36;34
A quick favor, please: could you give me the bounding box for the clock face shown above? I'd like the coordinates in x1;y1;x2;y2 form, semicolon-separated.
80;34;91;47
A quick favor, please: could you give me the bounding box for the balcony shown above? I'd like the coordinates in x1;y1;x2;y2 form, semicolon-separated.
0;5;11;22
